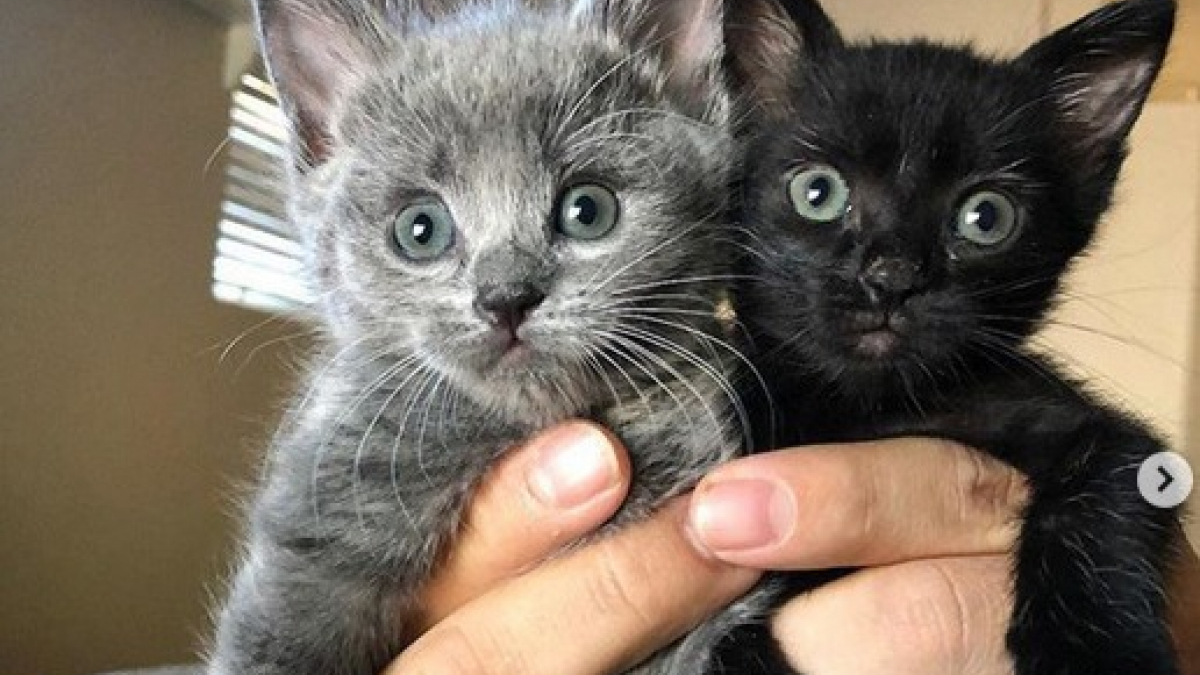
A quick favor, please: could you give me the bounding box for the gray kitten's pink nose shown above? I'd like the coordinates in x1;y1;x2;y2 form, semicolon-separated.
474;283;546;332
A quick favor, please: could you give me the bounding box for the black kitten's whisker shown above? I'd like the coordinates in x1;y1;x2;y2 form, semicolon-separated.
967;330;1066;392
1039;320;1187;369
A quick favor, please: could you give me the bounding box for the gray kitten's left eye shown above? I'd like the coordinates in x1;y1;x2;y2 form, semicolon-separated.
557;184;620;240
391;199;455;261
954;191;1019;247
787;165;850;223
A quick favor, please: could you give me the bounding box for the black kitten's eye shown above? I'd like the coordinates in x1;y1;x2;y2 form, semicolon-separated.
954;191;1019;248
557;184;620;240
391;199;455;261
787;165;850;223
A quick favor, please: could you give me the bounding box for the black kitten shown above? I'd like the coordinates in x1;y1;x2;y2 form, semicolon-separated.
725;0;1183;673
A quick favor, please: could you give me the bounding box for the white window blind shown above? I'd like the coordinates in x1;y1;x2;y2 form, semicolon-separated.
212;69;312;313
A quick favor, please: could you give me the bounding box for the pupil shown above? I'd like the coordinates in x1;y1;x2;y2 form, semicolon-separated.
807;177;832;207
411;213;435;245
972;201;998;232
571;196;599;226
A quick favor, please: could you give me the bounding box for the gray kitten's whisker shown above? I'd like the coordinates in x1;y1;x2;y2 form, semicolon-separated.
610;323;751;449
593;305;720;322
341;356;428;530
607;273;761;297
614;311;773;424
303;350;420;520
582;218;710;292
414;372;450;488
595;330;698;429
216;313;295;365
588;333;655;417
577;345;624;408
595;291;720;309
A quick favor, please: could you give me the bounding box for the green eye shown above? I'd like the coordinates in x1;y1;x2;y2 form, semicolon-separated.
954;191;1018;247
557;184;620;240
391;199;455;261
787;165;850;223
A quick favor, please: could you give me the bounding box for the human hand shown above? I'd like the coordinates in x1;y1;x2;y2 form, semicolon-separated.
686;438;1028;675
388;421;759;674
687;438;1200;675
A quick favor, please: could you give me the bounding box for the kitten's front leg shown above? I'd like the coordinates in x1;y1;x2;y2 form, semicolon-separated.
208;419;507;675
949;398;1183;675
207;540;409;675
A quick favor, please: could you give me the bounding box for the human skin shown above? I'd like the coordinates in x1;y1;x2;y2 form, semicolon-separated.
387;422;1200;675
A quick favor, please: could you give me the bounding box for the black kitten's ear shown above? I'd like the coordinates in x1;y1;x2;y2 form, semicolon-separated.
588;0;726;96
254;0;390;168
725;0;842;109
1019;0;1175;165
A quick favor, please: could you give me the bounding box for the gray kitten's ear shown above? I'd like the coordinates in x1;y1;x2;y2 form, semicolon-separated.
587;0;726;94
1018;0;1175;164
725;0;842;110
254;0;390;168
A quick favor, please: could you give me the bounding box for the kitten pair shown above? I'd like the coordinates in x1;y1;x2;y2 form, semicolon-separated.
207;0;1183;674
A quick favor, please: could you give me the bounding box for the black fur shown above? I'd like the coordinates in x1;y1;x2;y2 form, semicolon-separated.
724;1;1184;673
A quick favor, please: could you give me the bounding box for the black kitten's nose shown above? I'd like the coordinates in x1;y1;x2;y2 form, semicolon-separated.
859;256;921;302
474;283;546;332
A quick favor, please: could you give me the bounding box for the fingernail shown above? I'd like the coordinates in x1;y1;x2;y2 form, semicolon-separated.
527;425;619;509
688;479;796;554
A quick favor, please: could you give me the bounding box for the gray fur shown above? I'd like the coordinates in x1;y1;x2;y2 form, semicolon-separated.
208;1;773;674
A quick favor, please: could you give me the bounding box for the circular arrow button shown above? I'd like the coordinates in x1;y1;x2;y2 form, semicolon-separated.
1138;452;1193;509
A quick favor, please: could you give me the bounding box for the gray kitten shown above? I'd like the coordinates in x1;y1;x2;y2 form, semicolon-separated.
207;1;773;674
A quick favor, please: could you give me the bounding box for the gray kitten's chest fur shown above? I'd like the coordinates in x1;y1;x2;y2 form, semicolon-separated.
207;2;771;674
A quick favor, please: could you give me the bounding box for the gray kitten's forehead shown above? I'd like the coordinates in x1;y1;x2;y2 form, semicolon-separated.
338;22;671;185
324;20;725;257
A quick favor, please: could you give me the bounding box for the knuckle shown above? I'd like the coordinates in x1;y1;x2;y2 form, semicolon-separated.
813;453;878;560
586;540;658;631
873;562;972;673
953;446;1028;523
404;622;528;675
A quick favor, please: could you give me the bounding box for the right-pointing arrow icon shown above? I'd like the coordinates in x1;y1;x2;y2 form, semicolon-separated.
1139;452;1193;509
1157;466;1174;493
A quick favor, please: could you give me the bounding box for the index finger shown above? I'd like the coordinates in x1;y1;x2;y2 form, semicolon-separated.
390;501;760;675
687;438;1029;569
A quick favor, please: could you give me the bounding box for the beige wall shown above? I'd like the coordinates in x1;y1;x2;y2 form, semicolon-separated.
0;1;296;673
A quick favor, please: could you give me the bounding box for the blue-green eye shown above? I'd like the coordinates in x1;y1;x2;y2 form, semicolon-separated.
557;184;620;240
391;199;455;260
787;165;850;223
954;191;1018;247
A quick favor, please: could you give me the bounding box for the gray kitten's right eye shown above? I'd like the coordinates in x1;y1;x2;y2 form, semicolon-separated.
391;199;455;261
557;184;620;240
787;165;850;223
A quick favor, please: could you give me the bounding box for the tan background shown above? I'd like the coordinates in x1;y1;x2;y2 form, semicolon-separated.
0;0;1197;674
0;1;295;673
